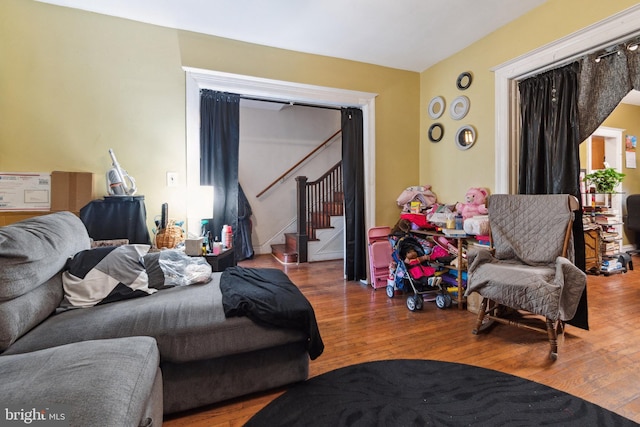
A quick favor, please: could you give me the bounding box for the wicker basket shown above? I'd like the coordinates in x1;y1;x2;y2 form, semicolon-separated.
155;220;185;249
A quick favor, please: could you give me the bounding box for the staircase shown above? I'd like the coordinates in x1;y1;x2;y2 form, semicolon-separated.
271;163;344;264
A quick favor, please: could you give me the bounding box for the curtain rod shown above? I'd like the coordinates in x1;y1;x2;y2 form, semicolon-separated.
519;31;640;81
240;95;342;111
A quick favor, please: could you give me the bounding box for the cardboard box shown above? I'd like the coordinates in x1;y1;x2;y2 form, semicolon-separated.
50;171;94;212
0;211;51;226
0;172;51;211
466;291;483;314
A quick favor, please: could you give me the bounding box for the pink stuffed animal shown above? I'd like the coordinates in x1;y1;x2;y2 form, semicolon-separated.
455;187;489;220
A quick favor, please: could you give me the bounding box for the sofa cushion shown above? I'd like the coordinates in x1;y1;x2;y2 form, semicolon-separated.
60;244;156;309
0;212;91;300
0;336;161;427
4;273;307;363
0;276;63;351
0;212;91;352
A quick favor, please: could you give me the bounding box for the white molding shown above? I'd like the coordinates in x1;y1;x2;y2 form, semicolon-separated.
183;67;378;244
589;126;625;253
183;67;377;108
494;4;640;194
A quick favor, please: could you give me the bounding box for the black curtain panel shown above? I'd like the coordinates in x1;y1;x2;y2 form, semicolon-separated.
341;108;367;281
518;63;581;196
518;63;589;330
200;90;240;244
235;183;255;261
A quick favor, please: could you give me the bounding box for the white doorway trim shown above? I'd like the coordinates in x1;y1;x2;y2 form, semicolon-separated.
182;67;378;243
493;4;640;194
585;126;624;174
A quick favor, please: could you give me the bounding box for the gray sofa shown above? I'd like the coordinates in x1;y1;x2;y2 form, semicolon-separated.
0;212;311;426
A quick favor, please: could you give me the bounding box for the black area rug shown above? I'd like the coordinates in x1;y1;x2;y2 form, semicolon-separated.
246;359;637;427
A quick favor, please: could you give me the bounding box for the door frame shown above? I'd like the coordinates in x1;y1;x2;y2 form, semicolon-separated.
493;4;640;193
182;67;378;258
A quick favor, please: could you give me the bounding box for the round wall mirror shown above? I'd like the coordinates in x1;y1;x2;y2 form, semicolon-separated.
428;123;444;142
449;96;470;120
455;125;476;150
428;96;445;119
456;72;473;90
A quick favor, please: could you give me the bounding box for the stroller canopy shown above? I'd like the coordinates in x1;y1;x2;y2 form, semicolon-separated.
394;236;427;261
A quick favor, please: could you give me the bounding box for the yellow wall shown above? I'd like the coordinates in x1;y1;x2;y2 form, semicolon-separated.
598;103;640;246
3;0;640;233
600;104;640;195
419;0;640;204
578;104;640;197
0;0;419;230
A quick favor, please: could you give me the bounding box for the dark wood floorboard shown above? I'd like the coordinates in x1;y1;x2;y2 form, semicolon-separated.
164;254;640;426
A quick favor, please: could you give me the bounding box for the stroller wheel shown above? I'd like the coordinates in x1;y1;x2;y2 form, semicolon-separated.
435;294;447;309
386;285;395;298
416;295;424;310
444;293;453;308
406;295;418;311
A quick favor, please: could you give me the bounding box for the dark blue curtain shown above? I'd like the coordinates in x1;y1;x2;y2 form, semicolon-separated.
342;108;367;281
236;183;254;261
200;90;240;248
518;63;589;330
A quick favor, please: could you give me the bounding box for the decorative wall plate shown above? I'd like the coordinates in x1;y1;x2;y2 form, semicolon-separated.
455;125;476;150
428;96;445;119
428;123;444;142
450;96;470;120
456;72;473;90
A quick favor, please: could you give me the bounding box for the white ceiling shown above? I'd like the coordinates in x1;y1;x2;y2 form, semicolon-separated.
622;90;640;106
36;0;547;72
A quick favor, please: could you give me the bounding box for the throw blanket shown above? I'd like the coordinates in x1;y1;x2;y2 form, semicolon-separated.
220;267;324;360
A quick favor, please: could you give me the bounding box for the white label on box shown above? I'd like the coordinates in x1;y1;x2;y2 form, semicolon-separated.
0;173;51;211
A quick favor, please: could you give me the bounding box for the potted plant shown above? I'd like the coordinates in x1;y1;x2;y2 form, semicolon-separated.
583;167;625;193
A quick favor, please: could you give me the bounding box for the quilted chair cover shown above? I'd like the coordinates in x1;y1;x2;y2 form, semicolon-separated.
465;194;586;322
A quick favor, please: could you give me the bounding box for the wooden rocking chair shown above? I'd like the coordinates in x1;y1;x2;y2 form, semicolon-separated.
465;194;586;360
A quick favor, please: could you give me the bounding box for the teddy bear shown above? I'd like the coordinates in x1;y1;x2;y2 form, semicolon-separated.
455;187;489;220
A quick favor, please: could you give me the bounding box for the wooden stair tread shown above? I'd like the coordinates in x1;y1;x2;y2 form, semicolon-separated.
270;243;298;264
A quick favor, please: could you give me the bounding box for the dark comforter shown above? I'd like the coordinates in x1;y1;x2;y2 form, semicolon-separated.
220;266;324;360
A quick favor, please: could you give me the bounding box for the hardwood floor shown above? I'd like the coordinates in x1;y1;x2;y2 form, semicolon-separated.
164;254;640;426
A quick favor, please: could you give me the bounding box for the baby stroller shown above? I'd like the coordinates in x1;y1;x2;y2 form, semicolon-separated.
387;235;452;311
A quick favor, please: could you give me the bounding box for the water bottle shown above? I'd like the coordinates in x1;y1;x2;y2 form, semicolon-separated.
213;236;221;255
455;213;463;230
221;225;229;249
206;231;212;254
225;225;233;249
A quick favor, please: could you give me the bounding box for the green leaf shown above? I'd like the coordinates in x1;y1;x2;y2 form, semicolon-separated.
583;168;625;193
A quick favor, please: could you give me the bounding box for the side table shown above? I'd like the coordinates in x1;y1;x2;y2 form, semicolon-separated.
79;196;151;244
204;248;236;272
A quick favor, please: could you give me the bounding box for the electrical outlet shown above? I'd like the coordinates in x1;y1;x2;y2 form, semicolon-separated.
167;172;178;187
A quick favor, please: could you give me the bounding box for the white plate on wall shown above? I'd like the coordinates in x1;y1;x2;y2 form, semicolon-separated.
450;96;470;120
428;96;445;119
